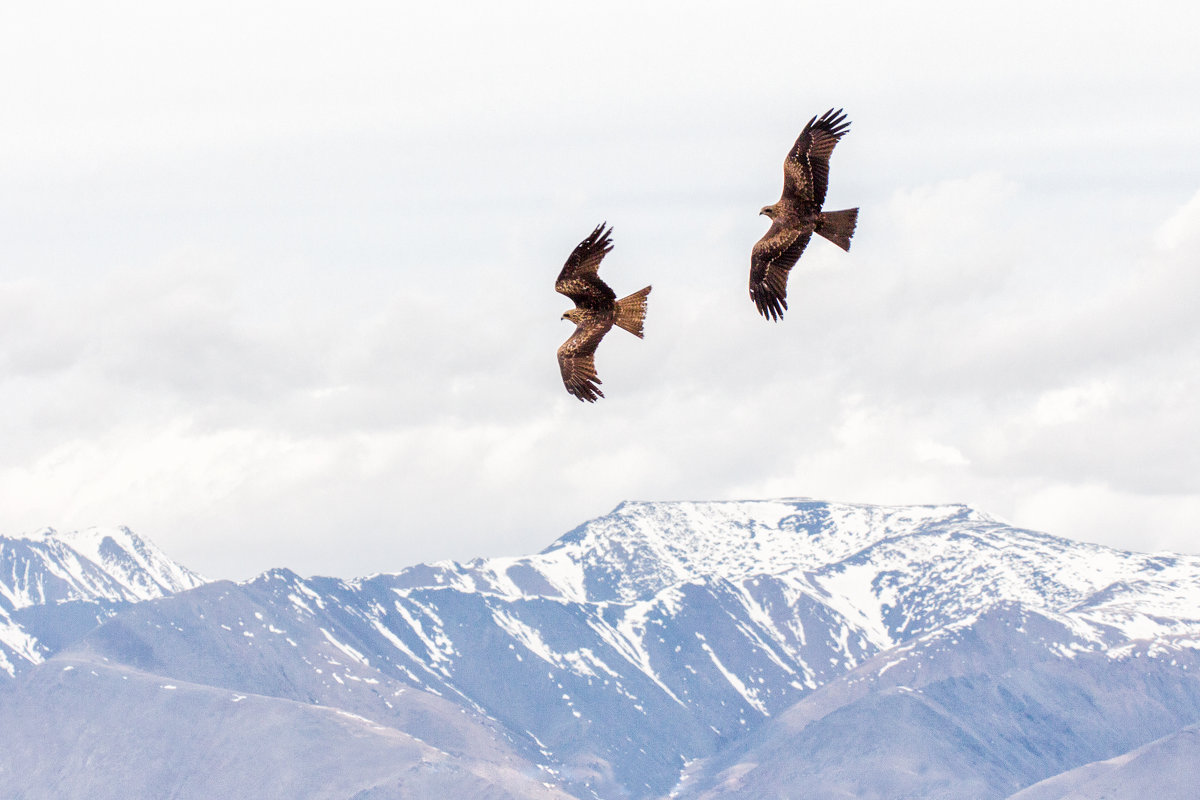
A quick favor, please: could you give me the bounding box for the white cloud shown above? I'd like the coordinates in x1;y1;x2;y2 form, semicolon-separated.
1013;484;1200;555
1028;382;1114;427
913;440;970;468
1154;189;1200;251
1;2;1198;578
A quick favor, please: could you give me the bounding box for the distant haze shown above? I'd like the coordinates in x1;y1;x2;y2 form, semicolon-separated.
1;2;1198;579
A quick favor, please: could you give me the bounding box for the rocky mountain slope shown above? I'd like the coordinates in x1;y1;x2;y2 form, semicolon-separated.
2;500;1199;798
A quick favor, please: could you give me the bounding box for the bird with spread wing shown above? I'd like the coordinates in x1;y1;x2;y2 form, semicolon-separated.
750;108;859;321
555;224;651;402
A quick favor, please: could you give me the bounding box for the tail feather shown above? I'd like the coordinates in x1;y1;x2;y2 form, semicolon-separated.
613;286;651;338
816;207;858;251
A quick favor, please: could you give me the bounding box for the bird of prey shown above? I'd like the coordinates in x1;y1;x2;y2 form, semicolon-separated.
555;224;651;402
750;108;859;321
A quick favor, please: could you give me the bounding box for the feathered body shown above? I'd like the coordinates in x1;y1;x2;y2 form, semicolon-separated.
750;108;859;321
555;224;651;402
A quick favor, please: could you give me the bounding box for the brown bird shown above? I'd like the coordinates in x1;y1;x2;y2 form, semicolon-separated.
750;108;859;321
555;224;651;402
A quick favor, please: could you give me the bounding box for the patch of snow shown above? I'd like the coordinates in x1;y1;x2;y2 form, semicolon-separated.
319;628;369;667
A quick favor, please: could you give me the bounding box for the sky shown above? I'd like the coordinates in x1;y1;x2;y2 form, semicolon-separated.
2;1;1198;581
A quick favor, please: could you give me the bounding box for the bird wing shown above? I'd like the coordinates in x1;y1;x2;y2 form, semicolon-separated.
783;108;851;208
749;222;812;321
557;319;610;402
555;223;617;309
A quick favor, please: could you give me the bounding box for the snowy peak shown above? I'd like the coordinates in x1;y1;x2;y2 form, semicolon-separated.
49;525;205;601
380;499;1200;656
0;526;206;678
380;500;999;606
550;500;1200;633
541;499;999;600
2;526;205;608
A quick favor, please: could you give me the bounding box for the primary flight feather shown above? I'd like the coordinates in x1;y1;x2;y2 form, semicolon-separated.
750;108;859;321
556;224;651;402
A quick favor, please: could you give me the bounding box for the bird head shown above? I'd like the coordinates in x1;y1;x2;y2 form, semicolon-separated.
759;204;778;219
562;309;583;324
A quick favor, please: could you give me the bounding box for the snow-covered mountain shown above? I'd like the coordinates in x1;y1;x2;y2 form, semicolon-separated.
2;500;1199;799
0;526;205;678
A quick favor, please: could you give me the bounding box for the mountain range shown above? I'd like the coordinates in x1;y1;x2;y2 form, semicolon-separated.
1;500;1198;798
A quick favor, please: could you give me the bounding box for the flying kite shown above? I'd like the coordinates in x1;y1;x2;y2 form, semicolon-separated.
750;108;859;321
555;224;651;402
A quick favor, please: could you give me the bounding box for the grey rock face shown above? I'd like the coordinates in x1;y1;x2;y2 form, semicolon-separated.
676;638;1200;799
0;658;573;800
1006;723;1200;800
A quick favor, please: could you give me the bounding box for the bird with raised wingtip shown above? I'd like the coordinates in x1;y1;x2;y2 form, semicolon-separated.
555;224;651;402
750;108;859;321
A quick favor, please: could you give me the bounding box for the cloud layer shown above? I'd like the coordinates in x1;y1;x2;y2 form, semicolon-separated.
2;2;1198;578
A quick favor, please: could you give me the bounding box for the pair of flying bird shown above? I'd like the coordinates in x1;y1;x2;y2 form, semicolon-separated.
556;108;859;402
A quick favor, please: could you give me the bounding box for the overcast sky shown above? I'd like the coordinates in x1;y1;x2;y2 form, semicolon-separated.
2;1;1198;580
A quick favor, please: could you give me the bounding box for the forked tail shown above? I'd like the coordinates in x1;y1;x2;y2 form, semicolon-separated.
613;286;651;338
816;207;859;251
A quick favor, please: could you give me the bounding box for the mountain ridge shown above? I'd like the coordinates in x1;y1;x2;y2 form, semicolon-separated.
3;499;1199;798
